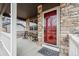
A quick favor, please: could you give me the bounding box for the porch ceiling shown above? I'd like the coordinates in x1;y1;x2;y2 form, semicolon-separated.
0;3;10;16
0;3;60;23
17;3;60;21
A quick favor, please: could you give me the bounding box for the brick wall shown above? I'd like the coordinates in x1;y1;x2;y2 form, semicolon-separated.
60;3;79;56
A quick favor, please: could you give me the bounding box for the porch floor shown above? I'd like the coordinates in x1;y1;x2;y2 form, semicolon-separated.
17;38;43;56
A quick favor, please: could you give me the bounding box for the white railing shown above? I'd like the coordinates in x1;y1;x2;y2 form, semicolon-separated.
0;32;11;56
69;34;79;56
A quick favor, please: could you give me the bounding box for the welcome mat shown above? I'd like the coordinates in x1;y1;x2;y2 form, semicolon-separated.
38;47;59;56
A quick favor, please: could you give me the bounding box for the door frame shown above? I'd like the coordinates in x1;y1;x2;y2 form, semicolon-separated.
42;6;60;48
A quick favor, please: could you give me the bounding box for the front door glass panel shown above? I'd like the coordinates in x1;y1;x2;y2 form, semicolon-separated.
44;10;57;45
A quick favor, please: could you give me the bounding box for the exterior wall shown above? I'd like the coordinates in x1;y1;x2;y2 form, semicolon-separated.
60;3;79;56
37;3;79;56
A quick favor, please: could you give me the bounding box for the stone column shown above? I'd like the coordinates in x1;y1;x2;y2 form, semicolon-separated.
37;5;44;45
26;19;30;32
25;18;30;39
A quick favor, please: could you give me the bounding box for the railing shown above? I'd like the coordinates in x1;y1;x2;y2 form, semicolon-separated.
0;32;11;55
69;34;79;56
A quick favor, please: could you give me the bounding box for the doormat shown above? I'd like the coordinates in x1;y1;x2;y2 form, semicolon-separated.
38;47;59;56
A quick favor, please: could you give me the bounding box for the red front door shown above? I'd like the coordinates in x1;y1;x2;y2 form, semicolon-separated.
44;10;57;45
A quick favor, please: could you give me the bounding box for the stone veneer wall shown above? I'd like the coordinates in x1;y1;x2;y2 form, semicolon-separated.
60;3;79;56
37;5;44;46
